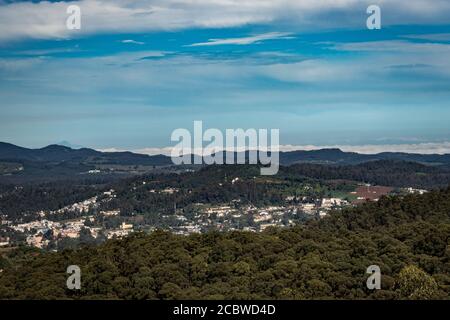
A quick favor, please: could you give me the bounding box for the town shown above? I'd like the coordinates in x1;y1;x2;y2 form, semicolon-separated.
0;179;427;251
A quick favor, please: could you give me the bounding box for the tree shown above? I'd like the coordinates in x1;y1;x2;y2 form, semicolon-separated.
396;265;440;300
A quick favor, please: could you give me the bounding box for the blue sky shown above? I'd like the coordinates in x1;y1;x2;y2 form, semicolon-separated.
1;0;450;154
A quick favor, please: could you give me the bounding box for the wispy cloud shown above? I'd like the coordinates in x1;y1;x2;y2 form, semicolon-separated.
121;39;145;45
186;32;293;47
2;0;450;42
13;47;81;56
330;40;450;53
256;59;360;83
403;33;450;42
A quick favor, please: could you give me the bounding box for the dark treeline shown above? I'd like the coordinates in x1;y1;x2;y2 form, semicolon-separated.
0;180;109;222
285;160;450;189
0;188;449;300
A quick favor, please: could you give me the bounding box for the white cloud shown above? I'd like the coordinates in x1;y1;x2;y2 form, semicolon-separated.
186;32;293;47
121;39;145;45
1;0;450;42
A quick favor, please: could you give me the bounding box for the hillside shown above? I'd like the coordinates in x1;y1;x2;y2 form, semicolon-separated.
285;160;450;189
2;141;450;184
1;188;449;300
2;142;450;170
0;142;174;183
0;142;172;166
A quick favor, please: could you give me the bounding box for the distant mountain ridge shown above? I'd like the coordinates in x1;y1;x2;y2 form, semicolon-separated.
56;140;84;149
0;142;171;166
278;148;450;165
1;141;450;167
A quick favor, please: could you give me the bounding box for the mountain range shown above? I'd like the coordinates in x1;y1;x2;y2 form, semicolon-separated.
0;142;170;166
1;141;450;167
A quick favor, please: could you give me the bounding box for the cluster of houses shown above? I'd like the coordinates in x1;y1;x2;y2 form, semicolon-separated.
166;197;352;235
3;189;131;249
1;215;11;227
11;218;83;249
405;187;428;195
149;187;180;194
0;236;9;247
0;180;431;248
56;197;98;215
9;215;135;249
104;222;134;239
5;192;354;246
40;189;117;218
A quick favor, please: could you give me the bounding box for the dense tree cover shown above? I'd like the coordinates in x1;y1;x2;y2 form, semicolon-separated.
0;188;449;300
285;160;450;189
0;181;107;222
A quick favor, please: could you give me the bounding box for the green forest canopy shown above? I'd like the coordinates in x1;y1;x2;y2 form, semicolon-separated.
0;188;449;300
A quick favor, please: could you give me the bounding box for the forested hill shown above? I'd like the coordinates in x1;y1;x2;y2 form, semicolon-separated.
2;141;450;168
2;141;450;184
0;142;172;166
1;188;449;300
285;160;450;188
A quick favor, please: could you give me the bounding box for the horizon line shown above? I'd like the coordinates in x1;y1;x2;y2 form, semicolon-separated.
3;141;450;156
